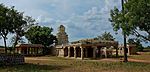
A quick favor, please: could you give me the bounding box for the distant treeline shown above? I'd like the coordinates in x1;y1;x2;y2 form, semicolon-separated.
0;46;4;48
0;46;12;49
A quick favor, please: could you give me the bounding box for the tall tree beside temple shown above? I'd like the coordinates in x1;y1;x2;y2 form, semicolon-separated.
25;26;57;54
0;4;11;53
95;32;115;41
110;0;150;42
0;4;36;53
109;0;150;62
11;15;37;52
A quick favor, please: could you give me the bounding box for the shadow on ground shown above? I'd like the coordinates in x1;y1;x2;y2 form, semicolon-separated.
0;63;69;72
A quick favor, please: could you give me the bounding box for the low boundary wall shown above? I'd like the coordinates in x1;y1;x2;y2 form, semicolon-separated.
0;54;24;65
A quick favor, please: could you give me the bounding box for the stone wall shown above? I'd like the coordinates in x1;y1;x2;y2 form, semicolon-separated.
57;49;64;57
0;54;25;65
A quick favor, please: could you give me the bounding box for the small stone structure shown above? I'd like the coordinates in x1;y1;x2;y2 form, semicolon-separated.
118;44;137;55
16;44;44;56
0;54;24;65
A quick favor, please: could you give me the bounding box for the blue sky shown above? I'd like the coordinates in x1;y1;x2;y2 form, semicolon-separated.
0;0;149;46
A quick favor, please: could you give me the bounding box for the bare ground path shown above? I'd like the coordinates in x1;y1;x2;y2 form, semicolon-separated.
128;58;150;63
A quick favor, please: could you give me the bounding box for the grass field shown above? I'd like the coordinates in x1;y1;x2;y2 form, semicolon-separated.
129;52;150;61
0;56;150;72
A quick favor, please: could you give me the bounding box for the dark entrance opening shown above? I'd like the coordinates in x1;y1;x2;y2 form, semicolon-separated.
76;47;81;57
87;47;93;58
64;47;68;57
70;47;74;57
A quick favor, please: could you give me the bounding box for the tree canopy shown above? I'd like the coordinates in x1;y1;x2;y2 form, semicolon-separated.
94;32;115;41
0;4;13;53
25;26;57;54
110;0;150;42
11;16;36;51
0;4;36;53
25;26;57;47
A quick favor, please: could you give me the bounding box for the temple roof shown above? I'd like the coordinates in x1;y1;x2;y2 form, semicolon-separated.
16;44;44;48
71;38;118;45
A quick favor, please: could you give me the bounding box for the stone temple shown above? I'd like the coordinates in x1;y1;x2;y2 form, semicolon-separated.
55;25;137;60
56;25;120;60
56;25;69;45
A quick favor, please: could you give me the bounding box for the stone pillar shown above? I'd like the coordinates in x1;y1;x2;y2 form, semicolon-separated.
100;47;102;58
93;46;97;59
29;48;31;54
104;47;107;58
31;48;33;54
33;48;35;54
18;48;21;54
16;48;18;53
68;47;70;57
74;47;77;58
80;46;84;60
26;48;28;54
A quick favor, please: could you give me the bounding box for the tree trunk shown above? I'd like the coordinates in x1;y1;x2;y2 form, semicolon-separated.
123;34;128;62
1;32;8;54
13;34;19;53
3;37;7;54
122;0;128;62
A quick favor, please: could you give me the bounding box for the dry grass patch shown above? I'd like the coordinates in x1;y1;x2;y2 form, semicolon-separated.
129;52;150;61
0;56;150;72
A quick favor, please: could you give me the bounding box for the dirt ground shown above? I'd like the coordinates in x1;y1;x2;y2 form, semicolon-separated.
24;56;150;72
25;56;150;64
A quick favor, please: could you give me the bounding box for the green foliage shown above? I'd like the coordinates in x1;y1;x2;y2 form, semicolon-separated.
0;3;36;53
0;4;13;53
25;26;57;54
128;39;135;44
11;16;36;51
110;0;150;41
95;32;115;41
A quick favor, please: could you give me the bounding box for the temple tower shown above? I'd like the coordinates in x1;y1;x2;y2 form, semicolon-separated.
57;25;69;45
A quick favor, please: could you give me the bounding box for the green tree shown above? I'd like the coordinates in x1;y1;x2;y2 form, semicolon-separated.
0;4;36;53
110;0;129;62
125;0;150;41
0;4;13;53
25;26;57;54
11;15;36;52
128;39;135;44
110;0;150;42
95;32;115;41
110;0;150;62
